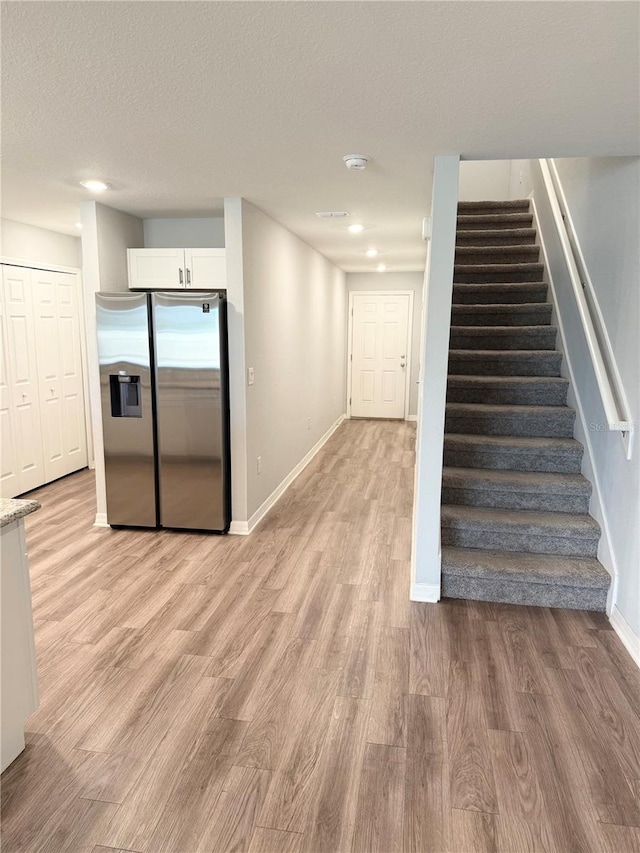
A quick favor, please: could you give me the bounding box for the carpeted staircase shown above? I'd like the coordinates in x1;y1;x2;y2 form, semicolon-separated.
441;199;611;611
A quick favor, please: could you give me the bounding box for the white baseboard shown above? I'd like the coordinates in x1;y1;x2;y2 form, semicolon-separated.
410;582;441;603
93;513;109;528
610;605;640;669
406;414;418;422
229;414;346;536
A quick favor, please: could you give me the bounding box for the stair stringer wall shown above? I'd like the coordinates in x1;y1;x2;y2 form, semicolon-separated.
528;189;616;616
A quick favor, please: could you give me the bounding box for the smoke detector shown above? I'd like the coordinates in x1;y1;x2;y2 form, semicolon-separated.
343;154;369;171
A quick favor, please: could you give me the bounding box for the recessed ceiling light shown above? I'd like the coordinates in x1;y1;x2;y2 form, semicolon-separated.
366;248;378;258
80;179;109;192
377;264;387;272
348;223;364;234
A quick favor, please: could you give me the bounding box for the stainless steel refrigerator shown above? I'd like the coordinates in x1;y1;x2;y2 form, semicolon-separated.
95;290;230;532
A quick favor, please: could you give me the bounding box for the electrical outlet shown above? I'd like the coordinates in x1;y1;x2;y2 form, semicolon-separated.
257;455;262;474
307;417;311;430
247;367;255;386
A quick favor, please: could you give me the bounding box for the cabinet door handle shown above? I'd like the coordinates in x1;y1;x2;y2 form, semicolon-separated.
186;268;191;286
178;268;184;285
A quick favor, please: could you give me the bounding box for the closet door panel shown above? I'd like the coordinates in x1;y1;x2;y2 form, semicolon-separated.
0;292;20;498
32;271;67;483
2;267;44;494
56;274;87;473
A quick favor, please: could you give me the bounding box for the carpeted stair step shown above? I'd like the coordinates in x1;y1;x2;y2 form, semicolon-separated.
443;434;584;474
448;349;562;376
449;326;557;351
456;228;537;247
451;303;552;327
455;245;540;264
441;546;609;611
446;375;569;406
441;467;591;513
454;263;545;283
445;402;575;438
458;200;531;213
457;213;534;230
452;283;548;305
440;505;600;557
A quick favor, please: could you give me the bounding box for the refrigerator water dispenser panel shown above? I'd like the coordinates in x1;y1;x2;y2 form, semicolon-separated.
109;374;142;418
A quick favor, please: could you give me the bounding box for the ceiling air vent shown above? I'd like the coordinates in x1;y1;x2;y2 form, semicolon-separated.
315;211;350;218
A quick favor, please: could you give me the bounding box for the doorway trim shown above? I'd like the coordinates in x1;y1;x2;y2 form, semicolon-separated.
346;289;414;421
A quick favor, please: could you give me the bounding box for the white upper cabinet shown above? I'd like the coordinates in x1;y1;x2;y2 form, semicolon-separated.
127;248;184;290
127;248;226;290
184;249;226;289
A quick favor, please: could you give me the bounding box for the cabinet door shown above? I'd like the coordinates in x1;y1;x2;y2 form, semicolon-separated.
184;249;226;289
32;271;88;483
1;266;44;495
127;249;185;290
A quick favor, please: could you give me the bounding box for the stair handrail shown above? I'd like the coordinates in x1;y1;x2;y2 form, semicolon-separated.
539;158;635;460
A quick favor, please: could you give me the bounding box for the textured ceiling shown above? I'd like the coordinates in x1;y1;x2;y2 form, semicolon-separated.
2;1;638;271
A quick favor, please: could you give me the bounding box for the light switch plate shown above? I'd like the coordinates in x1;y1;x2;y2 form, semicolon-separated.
247;367;255;386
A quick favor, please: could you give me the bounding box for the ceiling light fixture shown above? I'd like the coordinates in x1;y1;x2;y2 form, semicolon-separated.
348;223;364;234
343;154;369;171
377;264;387;272
366;248;378;258
79;179;109;192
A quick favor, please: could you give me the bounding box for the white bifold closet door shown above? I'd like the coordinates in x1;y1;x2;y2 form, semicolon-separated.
1;266;44;495
1;265;88;498
31;269;87;484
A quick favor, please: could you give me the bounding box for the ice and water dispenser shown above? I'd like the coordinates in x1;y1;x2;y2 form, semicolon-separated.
109;373;142;418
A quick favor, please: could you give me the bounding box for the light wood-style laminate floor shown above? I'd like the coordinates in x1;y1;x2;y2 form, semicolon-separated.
2;419;640;852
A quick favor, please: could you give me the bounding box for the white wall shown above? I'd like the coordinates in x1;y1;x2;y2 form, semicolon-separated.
526;157;640;647
237;200;346;523
346;272;423;417
95;204;144;291
143;217;225;249
80;201;144;523
458;160;512;201
0;218;80;268
412;155;460;599
223;198;249;525
554;157;640;641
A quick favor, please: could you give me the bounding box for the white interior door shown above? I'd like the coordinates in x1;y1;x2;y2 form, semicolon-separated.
350;292;411;419
1;266;44;495
0;275;21;497
32;271;88;482
54;273;88;476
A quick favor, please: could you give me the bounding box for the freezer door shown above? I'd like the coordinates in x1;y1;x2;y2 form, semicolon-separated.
152;291;228;531
96;292;157;527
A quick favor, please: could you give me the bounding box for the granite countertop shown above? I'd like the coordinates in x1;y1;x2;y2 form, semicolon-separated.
0;498;41;529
